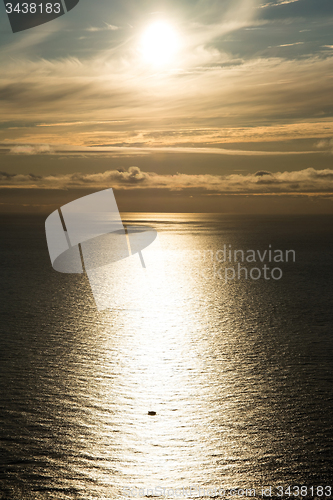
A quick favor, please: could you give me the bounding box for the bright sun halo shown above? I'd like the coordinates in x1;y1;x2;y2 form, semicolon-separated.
140;21;179;66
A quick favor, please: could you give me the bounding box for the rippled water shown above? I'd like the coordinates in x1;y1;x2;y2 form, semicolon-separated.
0;213;332;499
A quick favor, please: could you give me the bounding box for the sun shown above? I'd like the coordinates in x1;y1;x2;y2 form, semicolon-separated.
140;21;180;66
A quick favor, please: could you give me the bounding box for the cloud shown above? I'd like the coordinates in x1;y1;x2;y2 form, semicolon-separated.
254;170;274;176
260;0;300;7
0;53;332;149
0;142;322;157
1;166;333;195
1;119;333;151
276;42;304;47
86;23;120;32
316;138;333;152
9;144;53;155
0;0;332;155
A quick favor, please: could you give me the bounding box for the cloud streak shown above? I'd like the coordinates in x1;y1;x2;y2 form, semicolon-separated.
86;23;120;32
9;144;53;155
0;54;332;149
1;166;333;195
1;143;323;156
260;0;300;7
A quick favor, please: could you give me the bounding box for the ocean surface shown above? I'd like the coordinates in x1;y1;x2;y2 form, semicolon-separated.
0;213;332;500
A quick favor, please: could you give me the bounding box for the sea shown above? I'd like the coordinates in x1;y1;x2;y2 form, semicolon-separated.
0;213;332;500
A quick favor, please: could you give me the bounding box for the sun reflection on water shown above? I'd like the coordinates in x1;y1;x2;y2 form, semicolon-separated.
75;225;252;497
2;214;330;498
43;214;325;497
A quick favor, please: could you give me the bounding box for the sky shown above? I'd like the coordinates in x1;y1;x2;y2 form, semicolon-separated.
0;0;333;213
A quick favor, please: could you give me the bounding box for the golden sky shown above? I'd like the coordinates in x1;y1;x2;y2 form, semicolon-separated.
0;0;333;212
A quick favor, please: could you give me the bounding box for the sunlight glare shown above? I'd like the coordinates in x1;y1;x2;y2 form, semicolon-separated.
140;21;180;66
